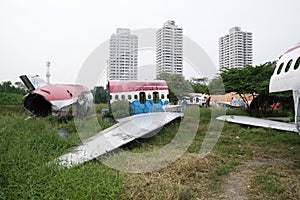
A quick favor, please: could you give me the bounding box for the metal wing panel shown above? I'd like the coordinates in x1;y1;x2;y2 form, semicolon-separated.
217;115;298;133
58;112;183;167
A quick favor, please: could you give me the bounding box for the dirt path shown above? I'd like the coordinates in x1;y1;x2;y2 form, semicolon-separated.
220;165;254;200
220;158;293;200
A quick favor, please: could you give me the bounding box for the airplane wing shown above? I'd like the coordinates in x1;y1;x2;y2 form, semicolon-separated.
217;115;298;133
57;112;184;167
216;102;245;108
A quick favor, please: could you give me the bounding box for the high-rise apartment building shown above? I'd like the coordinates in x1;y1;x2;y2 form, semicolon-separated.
108;28;138;80
219;27;252;69
156;20;183;77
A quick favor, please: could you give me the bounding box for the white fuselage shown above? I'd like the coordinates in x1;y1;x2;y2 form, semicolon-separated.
269;43;300;132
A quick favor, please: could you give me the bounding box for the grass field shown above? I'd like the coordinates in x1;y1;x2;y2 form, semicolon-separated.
0;104;299;199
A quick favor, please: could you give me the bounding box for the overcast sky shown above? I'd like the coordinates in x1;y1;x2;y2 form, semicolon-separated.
1;0;300;86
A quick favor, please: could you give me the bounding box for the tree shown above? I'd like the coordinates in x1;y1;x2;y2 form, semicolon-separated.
14;82;26;92
212;62;293;116
217;63;275;109
189;77;209;94
208;76;226;95
93;86;108;104
157;73;193;103
0;81;26;94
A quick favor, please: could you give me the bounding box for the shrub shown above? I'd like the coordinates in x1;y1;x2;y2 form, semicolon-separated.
0;92;23;105
110;100;132;120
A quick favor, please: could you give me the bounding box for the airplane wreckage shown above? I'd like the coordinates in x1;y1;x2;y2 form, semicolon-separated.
20;43;300;167
20;76;183;166
20;75;93;118
217;43;300;134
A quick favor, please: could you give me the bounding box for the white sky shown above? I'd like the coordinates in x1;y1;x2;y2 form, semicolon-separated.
1;0;300;86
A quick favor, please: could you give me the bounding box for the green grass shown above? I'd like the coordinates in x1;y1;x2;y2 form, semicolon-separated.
208;159;240;191
254;169;285;194
0;105;299;199
118;106;300;199
0;105;124;199
0;93;23;105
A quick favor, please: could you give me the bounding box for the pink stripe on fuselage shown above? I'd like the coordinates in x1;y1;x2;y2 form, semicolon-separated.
109;81;168;93
33;84;88;101
284;44;300;54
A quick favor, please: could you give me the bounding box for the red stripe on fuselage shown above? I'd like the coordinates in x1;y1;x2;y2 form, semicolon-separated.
284;44;300;54
109;81;168;93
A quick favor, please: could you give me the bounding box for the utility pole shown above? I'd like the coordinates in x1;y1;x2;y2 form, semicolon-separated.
46;61;51;84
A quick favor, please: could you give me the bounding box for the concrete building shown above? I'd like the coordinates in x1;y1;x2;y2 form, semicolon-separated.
219;27;252;69
156;20;183;77
108;28;138;80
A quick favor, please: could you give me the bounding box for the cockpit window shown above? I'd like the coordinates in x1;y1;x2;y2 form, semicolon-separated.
276;63;284;74
294;57;300;70
285;59;293;73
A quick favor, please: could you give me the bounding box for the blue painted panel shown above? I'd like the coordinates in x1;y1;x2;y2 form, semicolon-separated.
130;99;167;115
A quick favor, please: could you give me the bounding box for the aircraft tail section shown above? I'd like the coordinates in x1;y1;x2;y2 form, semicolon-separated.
19;75;48;91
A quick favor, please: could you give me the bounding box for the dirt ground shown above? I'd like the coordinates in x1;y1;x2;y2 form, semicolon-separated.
122;150;300;200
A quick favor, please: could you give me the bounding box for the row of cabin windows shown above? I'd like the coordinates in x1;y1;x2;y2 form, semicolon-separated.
190;97;205;103
276;56;300;75
112;92;165;104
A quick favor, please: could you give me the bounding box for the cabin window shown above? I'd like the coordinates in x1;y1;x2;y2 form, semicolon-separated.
196;97;199;103
115;95;119;100
153;92;159;104
128;95;132;100
121;95;125;100
161;94;165;99
190;96;193;103
285;59;293;72
147;94;152;99
294;57;300;70
139;92;146;104
134;94;138;100
277;63;284;74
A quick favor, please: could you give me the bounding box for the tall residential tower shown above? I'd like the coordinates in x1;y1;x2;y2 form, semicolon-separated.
219;27;252;69
108;28;138;80
156;20;183;77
